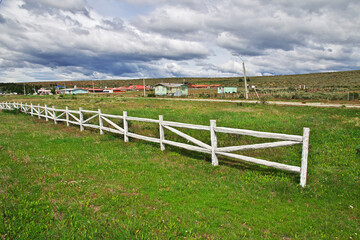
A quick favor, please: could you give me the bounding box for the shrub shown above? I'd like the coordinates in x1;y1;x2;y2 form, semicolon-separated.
356;145;360;155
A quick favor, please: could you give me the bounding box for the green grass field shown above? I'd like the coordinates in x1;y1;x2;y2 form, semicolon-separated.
1;70;360;102
0;95;359;239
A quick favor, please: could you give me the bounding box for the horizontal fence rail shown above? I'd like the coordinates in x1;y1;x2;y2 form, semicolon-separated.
0;101;310;187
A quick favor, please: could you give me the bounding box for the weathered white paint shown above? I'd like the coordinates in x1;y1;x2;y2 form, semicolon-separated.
127;116;159;124
82;113;99;124
79;107;84;131
123;111;129;142
101;126;123;135
163;125;211;150
127;132;161;143
98;109;104;135
38;104;41;119
163;120;210;131
217;141;300;152
210;120;219;166
159;115;165;151
65;106;69;127
45;105;49;121
162;139;211;154
52;106;57;124
68;112;80;123
300;128;310;187
217;151;301;173
101;113;124;119
81;109;99;114
82;123;100;129
215;126;303;142
101;116;124;133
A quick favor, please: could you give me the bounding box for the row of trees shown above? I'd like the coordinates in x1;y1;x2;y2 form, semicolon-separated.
0;83;51;94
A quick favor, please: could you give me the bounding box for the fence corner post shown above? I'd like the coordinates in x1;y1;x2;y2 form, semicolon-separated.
31;103;33;116
300;127;310;187
52;106;57;124
45;104;48;121
159;115;165;151
123;111;128;142
210;120;218;166
38;104;41;119
66;106;69;126
98;109;104;135
79;107;83;131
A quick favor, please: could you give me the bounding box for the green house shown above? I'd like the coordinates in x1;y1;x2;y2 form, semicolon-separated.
59;88;88;95
155;83;188;96
217;87;237;94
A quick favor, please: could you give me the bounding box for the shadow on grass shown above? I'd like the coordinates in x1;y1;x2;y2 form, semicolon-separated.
152;142;300;184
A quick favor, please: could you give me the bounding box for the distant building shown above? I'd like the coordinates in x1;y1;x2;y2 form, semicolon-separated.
190;84;209;88
59;88;88;94
37;88;52;95
103;89;113;93
217;87;237;94
88;88;103;93
155;83;188;96
127;85;151;91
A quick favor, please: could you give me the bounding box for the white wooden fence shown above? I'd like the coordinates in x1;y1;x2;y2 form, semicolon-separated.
0;101;310;187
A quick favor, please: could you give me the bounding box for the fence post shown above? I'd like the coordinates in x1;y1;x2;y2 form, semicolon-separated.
79;107;83;131
300;128;310;187
98;109;104;135
38;104;41;119
210;120;218;166
30;103;33;116
159;115;165;151
66;106;69;126
45;104;48;121
123;111;128;142
53;106;57;124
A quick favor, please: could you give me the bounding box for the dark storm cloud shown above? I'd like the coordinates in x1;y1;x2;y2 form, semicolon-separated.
0;0;209;81
0;14;6;24
0;0;359;82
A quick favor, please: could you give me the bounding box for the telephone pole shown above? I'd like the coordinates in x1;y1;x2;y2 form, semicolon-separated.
232;53;249;99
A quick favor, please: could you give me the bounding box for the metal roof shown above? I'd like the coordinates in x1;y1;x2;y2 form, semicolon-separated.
155;83;186;88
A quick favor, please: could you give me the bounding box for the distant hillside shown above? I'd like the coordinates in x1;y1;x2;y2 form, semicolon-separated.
2;70;360;91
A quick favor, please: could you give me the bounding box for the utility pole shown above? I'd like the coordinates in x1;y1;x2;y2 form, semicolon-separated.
232;53;249;99
143;77;146;97
23;83;26;95
242;61;249;99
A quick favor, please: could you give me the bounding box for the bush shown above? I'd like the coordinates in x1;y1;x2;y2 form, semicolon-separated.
147;93;156;97
356;145;360;155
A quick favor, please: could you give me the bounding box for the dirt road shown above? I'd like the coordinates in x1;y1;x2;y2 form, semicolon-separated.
145;97;360;109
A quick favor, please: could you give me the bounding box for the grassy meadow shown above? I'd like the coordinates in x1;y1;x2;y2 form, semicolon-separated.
2;70;360;102
0;94;359;239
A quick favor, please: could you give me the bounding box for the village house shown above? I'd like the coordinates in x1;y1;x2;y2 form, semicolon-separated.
217;87;238;94
155;83;188;96
59;88;88;94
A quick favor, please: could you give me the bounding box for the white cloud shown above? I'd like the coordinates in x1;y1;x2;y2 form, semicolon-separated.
0;0;359;82
34;0;87;11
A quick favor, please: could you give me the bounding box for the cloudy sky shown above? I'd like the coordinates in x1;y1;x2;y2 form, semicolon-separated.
0;0;359;82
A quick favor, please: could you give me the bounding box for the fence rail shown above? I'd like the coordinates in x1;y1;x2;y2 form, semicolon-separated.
0;101;310;187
